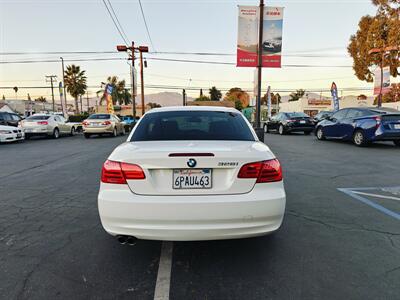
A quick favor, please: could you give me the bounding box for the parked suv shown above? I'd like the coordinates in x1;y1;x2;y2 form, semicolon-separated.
316;107;400;147
0;112;22;127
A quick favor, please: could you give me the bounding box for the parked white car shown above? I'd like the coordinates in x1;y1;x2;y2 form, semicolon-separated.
0;125;24;143
22;114;77;139
98;106;286;243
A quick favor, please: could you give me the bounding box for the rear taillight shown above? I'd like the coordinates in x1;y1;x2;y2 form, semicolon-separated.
82;121;89;126
373;116;381;128
238;159;282;183
102;120;112;125
101;160;145;184
37;121;48;125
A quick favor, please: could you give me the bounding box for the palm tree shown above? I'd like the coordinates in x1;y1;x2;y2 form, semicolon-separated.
64;64;87;114
98;76;131;105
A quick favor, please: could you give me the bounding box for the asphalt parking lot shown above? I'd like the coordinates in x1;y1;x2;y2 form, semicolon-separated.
1;134;399;300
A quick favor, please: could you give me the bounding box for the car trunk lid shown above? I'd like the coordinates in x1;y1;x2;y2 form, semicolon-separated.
108;141;275;196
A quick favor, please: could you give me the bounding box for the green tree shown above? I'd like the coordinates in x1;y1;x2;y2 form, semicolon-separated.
194;95;211;101
289;89;306;102
99;76;131;105
347;0;400;82
373;83;400;104
64;64;87;114
234;99;243;111
35;96;47;102
147;102;161;108
262;92;281;105
209;86;222;101
224;87;250;108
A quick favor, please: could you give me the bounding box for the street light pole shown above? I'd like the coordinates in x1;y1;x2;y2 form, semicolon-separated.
46;75;57;112
255;0;264;140
60;57;67;105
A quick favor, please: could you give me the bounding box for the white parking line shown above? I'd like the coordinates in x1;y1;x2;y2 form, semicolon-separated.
352;191;400;202
154;241;173;300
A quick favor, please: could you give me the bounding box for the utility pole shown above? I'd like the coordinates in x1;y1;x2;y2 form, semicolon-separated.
255;0;264;137
60;57;67;105
117;43;149;118
45;75;57;112
182;89;186;106
138;46;149;116
86;91;90;112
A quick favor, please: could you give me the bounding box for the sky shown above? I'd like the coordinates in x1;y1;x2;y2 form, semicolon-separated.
0;0;395;101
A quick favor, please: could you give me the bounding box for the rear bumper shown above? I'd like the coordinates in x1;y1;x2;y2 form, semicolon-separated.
23;127;51;135
98;182;286;241
372;130;400;141
286;126;314;132
83;125;113;134
0;132;25;142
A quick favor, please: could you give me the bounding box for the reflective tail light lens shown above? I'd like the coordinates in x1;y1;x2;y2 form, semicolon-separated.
37;121;48;125
101;160;145;184
238;159;282;183
82;121;89;126
102;120;112;125
373;116;381;129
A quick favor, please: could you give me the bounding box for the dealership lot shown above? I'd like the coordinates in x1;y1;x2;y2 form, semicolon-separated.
1;134;399;300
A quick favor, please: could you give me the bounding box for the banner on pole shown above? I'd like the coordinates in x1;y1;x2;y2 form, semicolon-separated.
374;66;391;95
331;82;339;112
237;6;284;68
104;84;115;114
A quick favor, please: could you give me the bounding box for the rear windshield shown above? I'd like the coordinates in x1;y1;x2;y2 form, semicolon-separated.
287;112;308;118
131;111;255;141
26;115;50;120
87;114;110;120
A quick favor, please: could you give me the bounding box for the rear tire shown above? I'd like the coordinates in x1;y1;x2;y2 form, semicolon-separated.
70;127;76;136
353;129;367;147
316;127;325;140
393;140;400;147
84;133;91;139
263;124;269;133
111;127;117;137
278;124;285;135
52;128;59;139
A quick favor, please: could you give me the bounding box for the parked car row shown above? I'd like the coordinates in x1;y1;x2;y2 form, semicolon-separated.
0;112;131;143
264;107;400;147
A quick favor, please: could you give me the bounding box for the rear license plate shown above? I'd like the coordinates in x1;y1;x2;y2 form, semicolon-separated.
300;120;306;124
394;124;400;129
173;169;212;189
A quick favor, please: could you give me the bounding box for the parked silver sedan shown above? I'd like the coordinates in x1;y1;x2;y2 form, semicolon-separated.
82;114;125;138
22;114;77;139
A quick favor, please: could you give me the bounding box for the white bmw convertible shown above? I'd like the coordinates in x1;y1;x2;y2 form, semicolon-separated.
98;106;286;243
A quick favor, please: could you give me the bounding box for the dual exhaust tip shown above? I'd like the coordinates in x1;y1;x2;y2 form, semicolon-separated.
117;235;137;246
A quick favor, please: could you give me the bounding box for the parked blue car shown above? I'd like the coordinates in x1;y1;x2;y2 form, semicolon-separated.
315;107;400;147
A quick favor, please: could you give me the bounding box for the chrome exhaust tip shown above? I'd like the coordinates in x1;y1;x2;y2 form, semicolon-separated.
117;235;127;244
126;236;137;246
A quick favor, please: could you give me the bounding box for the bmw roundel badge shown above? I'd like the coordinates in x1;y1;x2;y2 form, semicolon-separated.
187;158;197;168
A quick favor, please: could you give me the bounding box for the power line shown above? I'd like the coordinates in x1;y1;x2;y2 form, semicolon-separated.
0;56;354;68
138;0;157;52
102;0;129;45
107;0;130;43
